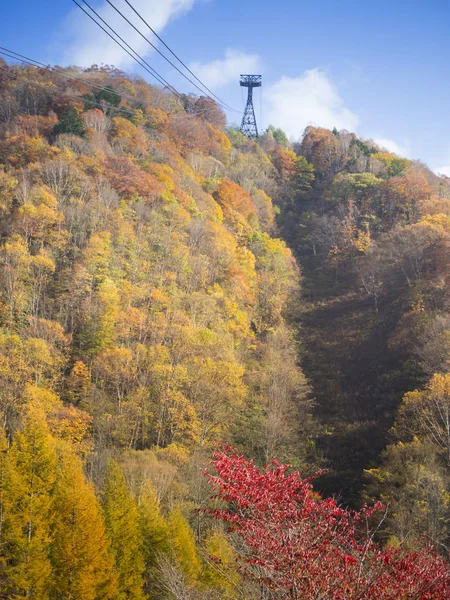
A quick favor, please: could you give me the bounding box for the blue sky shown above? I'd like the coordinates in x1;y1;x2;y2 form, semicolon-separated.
2;0;450;172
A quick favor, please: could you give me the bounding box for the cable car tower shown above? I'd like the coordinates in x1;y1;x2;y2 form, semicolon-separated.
240;75;261;139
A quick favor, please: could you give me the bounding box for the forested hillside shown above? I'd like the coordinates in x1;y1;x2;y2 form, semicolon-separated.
1;58;450;598
0;59;315;598
277;126;450;551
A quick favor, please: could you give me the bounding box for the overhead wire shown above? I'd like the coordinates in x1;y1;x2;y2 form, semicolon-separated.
2;0;246;123
0;45;160;107
72;0;239;121
72;0;226;120
1;4;243;122
0;60;142;118
102;0;213;101
121;0;241;113
72;0;184;99
0;48;214;120
102;0;241;114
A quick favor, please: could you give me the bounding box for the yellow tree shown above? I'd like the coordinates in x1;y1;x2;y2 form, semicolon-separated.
83;231;112;287
166;506;201;584
365;439;450;548
2;411;56;599
16;186;66;251
200;529;240;599
0;427;10;562
144;346;200;448
93;279;121;353
0;234;30;327
188;358;246;444
103;461;146;600
0;170;17;213
65;360;91;408
394;373;450;464
110;117;147;156
51;443;117;600
138;479;171;597
93;346;136;414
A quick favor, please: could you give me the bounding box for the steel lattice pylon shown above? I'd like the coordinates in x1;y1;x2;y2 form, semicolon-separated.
240;75;261;139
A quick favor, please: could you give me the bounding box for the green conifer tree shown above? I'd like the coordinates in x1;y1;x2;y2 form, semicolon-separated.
53;105;85;137
97;85;121;107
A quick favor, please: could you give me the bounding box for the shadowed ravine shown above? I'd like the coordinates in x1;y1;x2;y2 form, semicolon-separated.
294;286;422;503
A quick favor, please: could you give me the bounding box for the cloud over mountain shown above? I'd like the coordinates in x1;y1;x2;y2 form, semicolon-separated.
264;69;359;140
189;48;262;89
61;0;197;69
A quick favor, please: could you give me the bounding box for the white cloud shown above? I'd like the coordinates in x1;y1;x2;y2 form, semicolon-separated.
60;0;197;68
264;69;359;140
372;137;410;158
434;165;450;177
189;49;262;89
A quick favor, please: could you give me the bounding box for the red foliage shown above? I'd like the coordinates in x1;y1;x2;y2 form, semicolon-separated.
103;156;164;201
208;447;450;599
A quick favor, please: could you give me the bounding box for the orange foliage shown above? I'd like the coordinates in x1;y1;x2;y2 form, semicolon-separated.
48;404;93;453
300;126;345;179
0;134;59;167
144;107;170;131
213;180;256;221
381;172;431;223
7;114;58;138
270;147;297;181
194;97;226;129
111;117;147;155
169;116;211;156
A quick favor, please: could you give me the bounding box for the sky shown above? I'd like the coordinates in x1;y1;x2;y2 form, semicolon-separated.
2;0;450;173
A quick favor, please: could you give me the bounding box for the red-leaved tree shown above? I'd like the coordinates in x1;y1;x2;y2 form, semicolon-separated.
208;447;450;599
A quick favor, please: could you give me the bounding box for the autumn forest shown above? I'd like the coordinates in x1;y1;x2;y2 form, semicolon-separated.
1;57;450;598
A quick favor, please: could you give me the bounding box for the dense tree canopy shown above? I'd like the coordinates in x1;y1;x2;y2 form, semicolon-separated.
1;57;450;597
